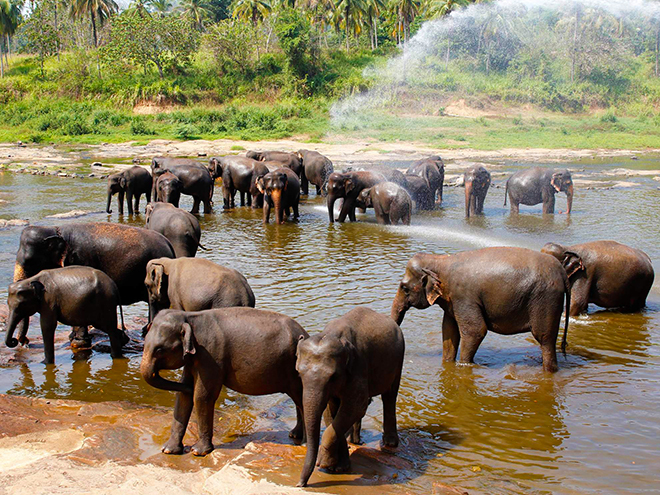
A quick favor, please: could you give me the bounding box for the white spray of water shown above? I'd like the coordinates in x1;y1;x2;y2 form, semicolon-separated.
331;0;660;123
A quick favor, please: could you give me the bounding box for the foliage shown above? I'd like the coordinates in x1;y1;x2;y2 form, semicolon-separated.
274;8;315;80
203;19;254;75
22;1;59;76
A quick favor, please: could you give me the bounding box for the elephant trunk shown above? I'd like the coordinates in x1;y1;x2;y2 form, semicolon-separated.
5;310;21;348
565;183;574;214
327;194;337;223
12;262;31;345
465;180;473;218
271;190;284;224
106;187;113;213
298;387;327;487
140;359;192;394
391;288;410;325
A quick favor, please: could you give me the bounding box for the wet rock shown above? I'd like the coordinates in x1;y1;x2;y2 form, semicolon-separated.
58;172;68;177
92;162;104;168
197;153;207;157
17;141;26;148
0;219;29;229
46;210;91;219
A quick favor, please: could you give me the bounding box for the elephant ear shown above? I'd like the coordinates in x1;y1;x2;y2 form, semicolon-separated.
119;175;127;189
562;251;585;278
145;203;154;224
421;268;444;305
152;264;166;300
256;176;266;194
344;178;356;194
44;235;67;267
339;336;357;375
181;322;196;356
30;281;46;300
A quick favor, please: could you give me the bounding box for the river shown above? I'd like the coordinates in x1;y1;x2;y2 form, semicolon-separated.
0;155;659;494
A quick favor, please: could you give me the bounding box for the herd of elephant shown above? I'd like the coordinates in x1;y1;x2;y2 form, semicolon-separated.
105;150;575;229
2;149;654;488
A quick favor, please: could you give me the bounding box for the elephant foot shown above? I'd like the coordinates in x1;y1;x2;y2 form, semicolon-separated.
191;440;214;456
18;336;30;347
317;443;350;473
120;331;130;346
382;432;399;449
69;336;92;350
162;440;184;455
289;426;305;445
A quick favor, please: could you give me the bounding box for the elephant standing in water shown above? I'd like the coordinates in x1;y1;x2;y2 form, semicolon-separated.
145;203;202;258
406;156;444;205
155;172;183;207
505;167;573;214
246;150;303;178
357;182;412;225
12;223;175;347
297;149;334;196
151;158;214;214
5;266;128;364
464;165;491;218
391;248;571;372
106;166;152;215
141;308;308;456
402;174;434;211
327;171;386;223
256;168;300;224
208;156;269;209
296;307;404;487
541;240;654;315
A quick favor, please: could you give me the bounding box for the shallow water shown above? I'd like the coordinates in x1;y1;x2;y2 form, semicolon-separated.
1;156;660;493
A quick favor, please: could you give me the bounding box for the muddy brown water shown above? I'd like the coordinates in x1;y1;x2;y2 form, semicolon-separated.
1;156;660;494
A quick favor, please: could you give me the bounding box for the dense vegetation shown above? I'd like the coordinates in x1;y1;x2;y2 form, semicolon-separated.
1;0;660;148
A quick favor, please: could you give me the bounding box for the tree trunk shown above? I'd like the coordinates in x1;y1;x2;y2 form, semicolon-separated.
656;26;659;78
91;12;98;48
345;6;350;53
55;2;60;61
0;41;4;78
374;17;378;49
571;8;580;83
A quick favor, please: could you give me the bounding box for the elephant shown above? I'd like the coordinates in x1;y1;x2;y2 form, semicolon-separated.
296;149;334;196
256;167;301;224
106;166;152;216
391;247;571;372
5;266;128;364
296;306;405;487
356;182;412;225
541;241;654;316
464;166;491;218
145;203;202;258
151;158;214;214
144;257;255;322
246;150;303;178
208;156;269;209
406;156;444;204
140;308;308;456
155;172;183;208
504;167;573;214
326;171;386;223
402;174;434;211
13;223;175;347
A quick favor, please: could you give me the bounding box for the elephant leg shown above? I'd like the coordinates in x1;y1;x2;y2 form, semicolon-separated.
134;192;141;213
40;315;58;365
455;311;487;364
69;325;91;348
103;323;126;359
337;198;353;223
126;191;134;215
240;191;246;207
293;201;299;220
246;193;252;207
17;317;30;346
381;374;401;448
263;201;271;224
191;379;222;456
542;192;556;214
317;402;357;472
302;175;309;196
191;197;201;215
569;279;589;316
510;198;520;214
288;382;305;443
442;313;460;362
163;367;194;454
530;310;561;373
223;187;231;209
348;420;362;445
203;198;212;214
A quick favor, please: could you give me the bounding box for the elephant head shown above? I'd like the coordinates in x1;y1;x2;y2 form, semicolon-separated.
356;187;373;209
140;310;194;394
541;243;585;279
14;226;67;284
391;254;448;324
550;169;573;213
157;173;183;206
5;279;45;348
106;172;127;214
144;259;171;322
326;172;354;223
256;170;288;224
295;333;355;487
207;157;224;180
246;151;265;161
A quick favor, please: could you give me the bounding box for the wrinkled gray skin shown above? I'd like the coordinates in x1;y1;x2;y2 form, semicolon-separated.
155;172;183;208
246;150;303;178
406;156;445;204
256;167;301;224
208;156;269;209
145;203;201;258
402;174;434;211
296;306;404;487
541;240;654;316
141;308;308;456
504;167;573;214
391;248;571;372
144;257;255;323
327;171;386;223
5;266;128;364
356;182;412;225
464;166;491;218
296;150;334;196
106;166;152;215
151;158;214;214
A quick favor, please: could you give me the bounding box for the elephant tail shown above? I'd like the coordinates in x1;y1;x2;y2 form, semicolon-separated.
503;179;509;206
197;241;208;251
118;302;126;332
561;277;571;354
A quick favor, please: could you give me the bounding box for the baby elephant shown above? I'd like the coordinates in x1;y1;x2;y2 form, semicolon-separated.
141;308;308;456
296;306;405;487
357;181;412;225
541;240;654;315
144;257;255;323
256;167;301;224
4;266;127;364
156;172;183;207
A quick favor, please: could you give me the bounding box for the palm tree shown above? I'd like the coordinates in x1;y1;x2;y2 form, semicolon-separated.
0;0;20;77
231;0;271;26
127;0;151;17
70;0;119;47
429;0;467;18
390;0;421;44
364;0;385;50
334;0;365;53
179;0;213;30
149;0;173;16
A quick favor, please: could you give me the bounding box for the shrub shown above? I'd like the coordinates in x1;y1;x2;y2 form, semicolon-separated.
131;118;155;135
175;123;199;140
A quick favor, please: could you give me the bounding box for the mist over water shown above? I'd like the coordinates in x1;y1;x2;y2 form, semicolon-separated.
331;0;660;124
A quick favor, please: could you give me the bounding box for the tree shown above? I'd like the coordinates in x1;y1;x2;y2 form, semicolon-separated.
364;0;385;50
429;0;468;17
231;0;271;26
178;0;213;31
203;19;254;75
0;0;21;76
23;0;59;76
69;0;119;48
334;0;365;53
390;0;422;44
149;0;173;15
274;8;314;79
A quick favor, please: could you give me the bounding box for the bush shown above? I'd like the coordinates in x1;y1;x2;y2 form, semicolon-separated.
131;118;155;135
175;123;199;140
